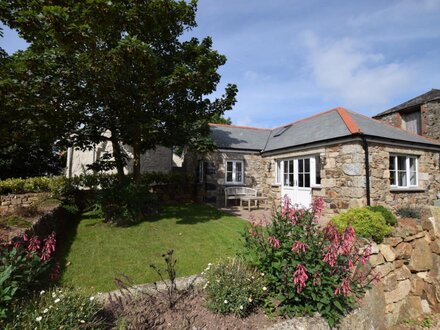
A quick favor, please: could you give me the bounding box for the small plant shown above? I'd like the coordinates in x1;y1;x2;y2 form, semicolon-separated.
5;287;104;329
204;258;267;317
149;249;179;308
0;215;31;229
243;197;376;327
0;232;56;320
332;207;393;243
396;206;422;219
367;205;397;226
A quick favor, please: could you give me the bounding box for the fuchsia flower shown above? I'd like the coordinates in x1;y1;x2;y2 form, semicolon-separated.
291;240;308;253
335;276;352;296
293;264;309;293
312;197;325;217
360;245;372;265
28;236;41;252
268;236;281;249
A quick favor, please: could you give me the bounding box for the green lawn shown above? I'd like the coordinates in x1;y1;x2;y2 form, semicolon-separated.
60;203;248;294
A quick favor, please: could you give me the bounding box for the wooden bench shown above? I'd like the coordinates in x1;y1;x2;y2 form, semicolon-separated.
240;196;268;211
224;187;257;207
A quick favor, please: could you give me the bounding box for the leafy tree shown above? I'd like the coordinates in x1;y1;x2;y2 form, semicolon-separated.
0;0;237;182
210;113;232;125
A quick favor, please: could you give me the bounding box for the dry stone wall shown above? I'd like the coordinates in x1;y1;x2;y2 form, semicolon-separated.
366;210;440;327
0;193;47;214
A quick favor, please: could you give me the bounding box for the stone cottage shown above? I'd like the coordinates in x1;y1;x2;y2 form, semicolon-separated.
66;141;173;178
373;89;440;142
196;107;440;218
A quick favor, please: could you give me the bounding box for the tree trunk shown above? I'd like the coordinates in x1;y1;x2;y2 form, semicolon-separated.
132;143;141;183
110;137;126;183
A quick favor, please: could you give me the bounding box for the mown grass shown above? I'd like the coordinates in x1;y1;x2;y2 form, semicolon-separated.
60;203;248;294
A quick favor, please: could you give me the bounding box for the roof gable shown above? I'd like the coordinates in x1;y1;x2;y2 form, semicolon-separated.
374;89;440;118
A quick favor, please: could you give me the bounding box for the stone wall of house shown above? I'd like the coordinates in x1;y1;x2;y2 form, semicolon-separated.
366;213;440;327
0;193;47;215
377;112;402;128
199;151;268;206
368;143;440;212
262;143;367;218
422;101;440;142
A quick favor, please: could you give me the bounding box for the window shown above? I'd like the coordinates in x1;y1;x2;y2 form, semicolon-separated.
197;160;204;183
402;111;421;135
225;160;244;184
283;159;294;187
389;155;418;188
275;155;321;187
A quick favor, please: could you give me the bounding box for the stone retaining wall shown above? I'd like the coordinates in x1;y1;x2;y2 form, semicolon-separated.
0;192;47;214
366;211;440;327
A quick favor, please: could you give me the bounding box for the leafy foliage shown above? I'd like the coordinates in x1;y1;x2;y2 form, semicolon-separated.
243;198;375;327
1;0;237;181
332;207;393;243
5;287;104;329
367;205;397;226
97;181;159;226
396;206;422;219
203;258;267;317
0;232;56;321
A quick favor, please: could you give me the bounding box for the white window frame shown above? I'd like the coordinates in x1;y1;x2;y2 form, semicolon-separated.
225;160;244;184
198;160;204;183
389;155;419;188
275;155;321;187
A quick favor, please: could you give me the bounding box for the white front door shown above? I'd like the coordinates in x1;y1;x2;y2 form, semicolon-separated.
281;157;313;208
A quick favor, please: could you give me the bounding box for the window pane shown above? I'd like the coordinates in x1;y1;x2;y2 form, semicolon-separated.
288;173;294;187
299;159;303;172
227;162;233;171
236;162;242;172
304;158;310;172
289;160;294;173
276;161;281;183
409;158;416;172
236;162;243;182
298;173;303;187
226;172;233;182
389;156;395;170
397;156;406;171
410;172;417;185
390;170;396;185
398;171;406;187
315;156;321;185
304;173;310;187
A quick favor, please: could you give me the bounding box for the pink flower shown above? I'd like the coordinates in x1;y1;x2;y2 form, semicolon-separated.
293;264;309;293
324;223;339;245
312;197;325;216
335;276;352;296
360;245;372;265
268;236;281;249
291;240;308;253
341;226;355;255
322;244;338;267
27;236;41;252
22;234;29;242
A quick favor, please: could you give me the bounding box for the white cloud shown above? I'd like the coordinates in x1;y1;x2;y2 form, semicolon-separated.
301;32;412;109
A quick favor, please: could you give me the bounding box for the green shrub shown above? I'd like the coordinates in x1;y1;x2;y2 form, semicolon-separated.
97;181;159;226
204;258;267;317
332;208;393;243
0;216;31;229
396;206;422;219
243;198;373;327
5;287;104;329
367;205;397;226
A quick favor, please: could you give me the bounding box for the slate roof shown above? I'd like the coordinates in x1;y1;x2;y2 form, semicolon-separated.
208;124;271;151
209;107;440;153
374;89;440;118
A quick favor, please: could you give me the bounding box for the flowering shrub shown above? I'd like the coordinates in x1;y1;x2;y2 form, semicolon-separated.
243;197;375;326
203;258;268;317
332;207;393;243
0;232;56;320
5;287;104;329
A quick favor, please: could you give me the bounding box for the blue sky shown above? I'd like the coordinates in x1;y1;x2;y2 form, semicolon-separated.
1;0;440;128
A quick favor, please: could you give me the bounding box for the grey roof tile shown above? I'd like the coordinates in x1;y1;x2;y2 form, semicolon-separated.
209;107;440;153
209;124;271;150
374;89;440;117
